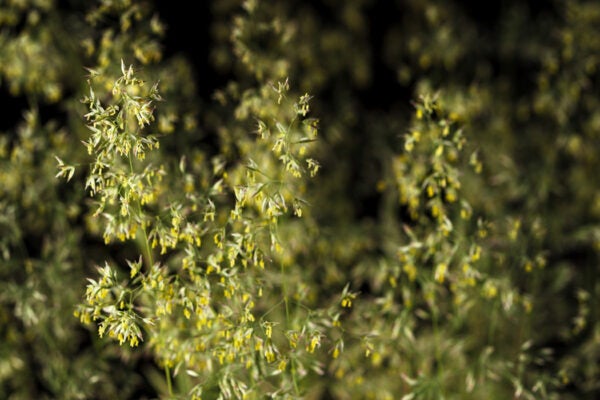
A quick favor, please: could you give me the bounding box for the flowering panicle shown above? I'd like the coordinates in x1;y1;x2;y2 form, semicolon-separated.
58;55;348;399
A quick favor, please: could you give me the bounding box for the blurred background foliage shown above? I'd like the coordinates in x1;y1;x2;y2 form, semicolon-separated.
0;0;599;398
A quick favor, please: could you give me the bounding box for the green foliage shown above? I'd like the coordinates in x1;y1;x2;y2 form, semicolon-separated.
1;0;599;399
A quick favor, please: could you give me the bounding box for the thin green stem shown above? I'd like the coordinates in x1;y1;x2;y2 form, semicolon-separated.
431;306;444;396
129;156;154;268
259;299;285;321
139;215;154;267
129;155;163;396
282;262;290;322
164;364;173;396
281;259;300;396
